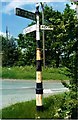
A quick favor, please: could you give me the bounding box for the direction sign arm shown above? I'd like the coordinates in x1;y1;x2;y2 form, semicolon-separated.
15;8;36;21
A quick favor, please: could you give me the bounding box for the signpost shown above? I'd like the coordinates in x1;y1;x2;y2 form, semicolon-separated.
40;25;53;30
16;5;53;112
15;6;43;111
16;8;36;21
23;24;36;34
23;24;53;34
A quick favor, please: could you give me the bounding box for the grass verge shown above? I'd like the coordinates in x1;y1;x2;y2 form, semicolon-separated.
1;66;70;80
0;93;68;119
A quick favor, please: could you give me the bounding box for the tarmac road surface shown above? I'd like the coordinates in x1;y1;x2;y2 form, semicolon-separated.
0;79;69;109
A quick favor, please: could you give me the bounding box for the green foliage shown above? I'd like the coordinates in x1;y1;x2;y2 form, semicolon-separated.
2;66;36;79
17;32;36;66
1;92;77;119
42;4;77;67
42;67;70;80
71;1;78;5
0;36;2;52
2;36;19;67
0;93;69;119
59;92;78;119
2;66;70;80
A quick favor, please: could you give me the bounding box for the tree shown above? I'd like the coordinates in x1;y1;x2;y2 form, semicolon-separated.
42;5;63;67
60;4;78;119
2;35;19;66
17;31;36;66
16;4;77;68
71;0;78;5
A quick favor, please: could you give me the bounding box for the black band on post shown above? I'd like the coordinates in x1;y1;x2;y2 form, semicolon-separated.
36;88;43;94
36;40;41;48
36;106;43;111
36;82;43;88
36;60;42;71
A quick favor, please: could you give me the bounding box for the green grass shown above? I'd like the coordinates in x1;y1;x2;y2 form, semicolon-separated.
42;67;70;80
0;93;67;119
1;66;70;80
0;67;2;78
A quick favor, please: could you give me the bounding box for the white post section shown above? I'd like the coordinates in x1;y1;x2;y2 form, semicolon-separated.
36;15;40;41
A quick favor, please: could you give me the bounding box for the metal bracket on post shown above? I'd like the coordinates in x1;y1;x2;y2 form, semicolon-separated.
36;3;43;111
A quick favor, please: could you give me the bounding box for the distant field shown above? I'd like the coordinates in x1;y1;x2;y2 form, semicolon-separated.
0;66;70;80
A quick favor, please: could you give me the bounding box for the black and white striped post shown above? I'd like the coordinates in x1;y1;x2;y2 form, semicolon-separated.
36;3;43;111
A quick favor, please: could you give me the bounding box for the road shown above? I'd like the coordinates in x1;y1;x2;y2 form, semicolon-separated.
0;79;69;109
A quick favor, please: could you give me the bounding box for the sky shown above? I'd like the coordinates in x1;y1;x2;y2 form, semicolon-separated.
0;0;76;38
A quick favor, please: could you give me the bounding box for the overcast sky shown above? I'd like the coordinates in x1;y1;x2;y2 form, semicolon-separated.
0;0;76;38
